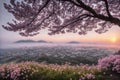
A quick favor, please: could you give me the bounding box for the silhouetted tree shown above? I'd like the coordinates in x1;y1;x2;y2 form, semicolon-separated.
2;0;120;36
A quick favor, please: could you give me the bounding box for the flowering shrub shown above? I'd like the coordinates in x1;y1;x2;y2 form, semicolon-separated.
0;55;120;80
0;62;40;80
0;62;103;80
98;55;120;74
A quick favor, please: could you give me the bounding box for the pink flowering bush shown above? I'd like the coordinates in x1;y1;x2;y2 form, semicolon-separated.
1;55;120;80
0;62;103;80
0;62;39;80
98;55;120;74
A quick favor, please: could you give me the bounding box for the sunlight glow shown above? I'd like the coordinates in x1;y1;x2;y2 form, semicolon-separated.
110;37;117;43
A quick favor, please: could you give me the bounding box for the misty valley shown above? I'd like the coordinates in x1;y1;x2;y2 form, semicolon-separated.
0;44;119;65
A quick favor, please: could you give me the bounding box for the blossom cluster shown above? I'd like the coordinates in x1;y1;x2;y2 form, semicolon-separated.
0;62;39;80
98;55;120;73
0;62;102;80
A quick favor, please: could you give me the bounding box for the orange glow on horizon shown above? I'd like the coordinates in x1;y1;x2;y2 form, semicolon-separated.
110;37;117;43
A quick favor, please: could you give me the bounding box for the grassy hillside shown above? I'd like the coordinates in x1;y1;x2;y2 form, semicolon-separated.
0;55;120;80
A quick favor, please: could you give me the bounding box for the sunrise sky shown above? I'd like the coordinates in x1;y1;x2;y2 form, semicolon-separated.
0;0;120;45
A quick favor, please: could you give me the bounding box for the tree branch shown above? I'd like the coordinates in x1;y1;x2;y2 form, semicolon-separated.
64;0;97;16
97;14;120;26
62;0;120;27
51;14;92;34
102;0;112;17
26;0;50;27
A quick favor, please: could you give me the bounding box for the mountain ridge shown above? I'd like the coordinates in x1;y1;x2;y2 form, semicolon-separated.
15;40;48;43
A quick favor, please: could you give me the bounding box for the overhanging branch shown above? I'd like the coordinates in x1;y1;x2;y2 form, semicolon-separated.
26;0;50;27
51;14;93;34
62;0;120;27
101;0;112;17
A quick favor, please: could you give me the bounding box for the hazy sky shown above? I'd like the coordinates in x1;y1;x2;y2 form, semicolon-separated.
0;0;120;44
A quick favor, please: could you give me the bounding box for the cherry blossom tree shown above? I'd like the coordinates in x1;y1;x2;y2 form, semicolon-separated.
2;0;120;36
